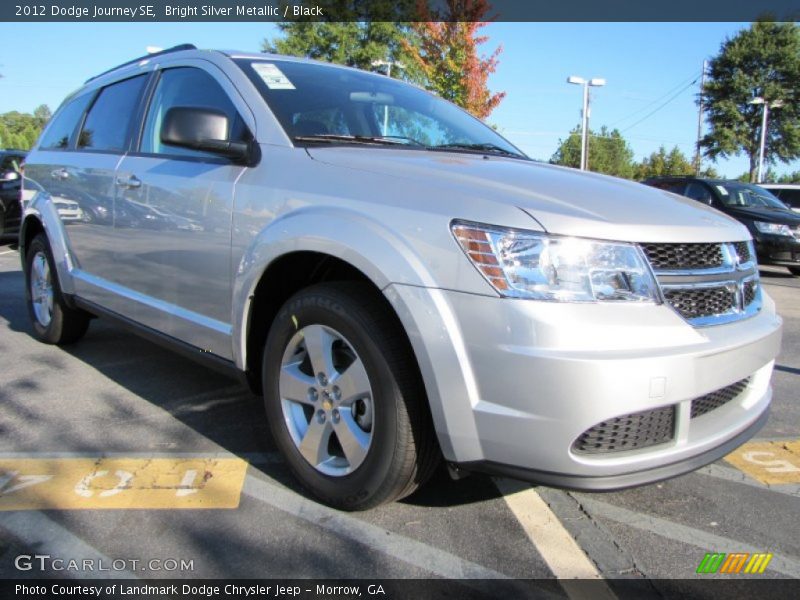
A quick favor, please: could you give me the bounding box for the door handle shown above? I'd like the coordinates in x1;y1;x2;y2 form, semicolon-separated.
115;175;141;189
50;168;69;180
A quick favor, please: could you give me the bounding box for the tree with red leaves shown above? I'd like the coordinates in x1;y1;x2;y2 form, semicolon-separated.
402;0;506;120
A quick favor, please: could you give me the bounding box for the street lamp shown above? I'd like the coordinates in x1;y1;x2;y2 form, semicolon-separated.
749;96;785;183
567;76;606;171
371;60;405;136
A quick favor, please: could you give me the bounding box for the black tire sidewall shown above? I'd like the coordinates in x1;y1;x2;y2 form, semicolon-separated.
263;287;402;509
24;234;65;343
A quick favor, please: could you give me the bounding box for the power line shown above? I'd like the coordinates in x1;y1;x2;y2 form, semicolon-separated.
620;77;700;133
608;70;701;128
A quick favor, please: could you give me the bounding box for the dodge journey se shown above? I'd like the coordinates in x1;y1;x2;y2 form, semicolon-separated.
20;45;782;509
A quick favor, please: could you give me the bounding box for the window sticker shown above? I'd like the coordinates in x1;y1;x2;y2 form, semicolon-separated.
716;185;729;195
252;63;295;90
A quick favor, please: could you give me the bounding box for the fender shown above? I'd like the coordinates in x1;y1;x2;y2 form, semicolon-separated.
20;193;77;296
232;204;438;371
231;205;485;460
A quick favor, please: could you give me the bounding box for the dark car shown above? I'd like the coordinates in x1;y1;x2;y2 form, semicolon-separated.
644;177;800;277
0;149;27;239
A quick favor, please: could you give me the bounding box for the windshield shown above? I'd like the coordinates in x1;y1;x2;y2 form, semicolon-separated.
715;183;790;209
235;58;526;158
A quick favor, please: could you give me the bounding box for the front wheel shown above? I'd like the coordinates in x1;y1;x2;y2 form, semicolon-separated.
789;267;800;277
262;282;438;510
24;233;90;344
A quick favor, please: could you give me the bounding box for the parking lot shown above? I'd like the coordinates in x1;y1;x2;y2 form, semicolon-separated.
0;241;798;594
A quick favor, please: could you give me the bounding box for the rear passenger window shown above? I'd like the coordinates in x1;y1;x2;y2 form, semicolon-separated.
39;94;93;150
78;75;147;152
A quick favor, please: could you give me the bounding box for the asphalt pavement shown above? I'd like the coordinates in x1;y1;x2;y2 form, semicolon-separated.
0;241;798;597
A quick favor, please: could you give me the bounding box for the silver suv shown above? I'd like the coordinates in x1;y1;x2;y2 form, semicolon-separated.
20;46;782;509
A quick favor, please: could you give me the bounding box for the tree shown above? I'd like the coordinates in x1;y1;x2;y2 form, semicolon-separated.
401;0;505;119
33;104;52;127
634;146;695;179
550;126;634;178
263;20;424;83
0;108;50;149
700;21;800;182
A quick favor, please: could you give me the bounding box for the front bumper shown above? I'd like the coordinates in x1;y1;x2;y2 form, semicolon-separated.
754;233;800;266
385;284;782;487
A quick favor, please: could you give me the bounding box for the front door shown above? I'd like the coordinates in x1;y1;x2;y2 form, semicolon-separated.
113;65;252;358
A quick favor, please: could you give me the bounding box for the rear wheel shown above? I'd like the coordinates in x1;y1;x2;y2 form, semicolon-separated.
262;282;438;510
24;233;90;344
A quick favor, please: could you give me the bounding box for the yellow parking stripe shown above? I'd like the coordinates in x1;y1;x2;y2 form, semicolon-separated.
0;458;248;510
724;440;800;485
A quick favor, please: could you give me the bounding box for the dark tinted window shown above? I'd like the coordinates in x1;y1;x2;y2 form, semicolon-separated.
774;189;800;208
684;182;713;203
78;75;147;152
39;93;93;150
141;67;248;158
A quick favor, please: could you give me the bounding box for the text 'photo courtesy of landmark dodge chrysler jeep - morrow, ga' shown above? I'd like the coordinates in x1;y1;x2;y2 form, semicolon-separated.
20;46;782;510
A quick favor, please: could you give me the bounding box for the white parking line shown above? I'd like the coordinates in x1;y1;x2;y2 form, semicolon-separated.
0;510;138;579
0;250;16;256
494;479;616;600
243;473;512;579
576;495;800;578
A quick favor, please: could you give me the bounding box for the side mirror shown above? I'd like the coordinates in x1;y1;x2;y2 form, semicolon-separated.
161;106;250;162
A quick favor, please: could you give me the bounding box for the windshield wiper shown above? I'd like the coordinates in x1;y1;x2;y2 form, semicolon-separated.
430;142;526;158
293;134;423;147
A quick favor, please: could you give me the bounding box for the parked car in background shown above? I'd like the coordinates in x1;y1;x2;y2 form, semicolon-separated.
20;46;782;510
644;177;800;277
0;149;27;239
760;183;800;213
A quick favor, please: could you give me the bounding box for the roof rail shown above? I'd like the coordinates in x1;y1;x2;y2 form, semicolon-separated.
84;44;197;83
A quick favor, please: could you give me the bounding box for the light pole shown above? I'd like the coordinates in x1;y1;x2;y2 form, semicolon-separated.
372;59;405;136
567;76;606;171
749;97;785;183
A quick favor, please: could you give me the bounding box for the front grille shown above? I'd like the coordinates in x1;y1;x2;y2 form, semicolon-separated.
691;379;750;419
733;241;752;263
641;243;723;270
663;287;735;320
572;406;675;454
743;280;757;306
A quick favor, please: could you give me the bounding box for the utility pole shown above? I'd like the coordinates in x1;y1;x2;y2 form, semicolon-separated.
694;60;707;176
371;59;405;136
567;76;606;171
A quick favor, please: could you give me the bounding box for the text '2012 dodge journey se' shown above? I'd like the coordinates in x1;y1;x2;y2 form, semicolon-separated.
20;46;782;510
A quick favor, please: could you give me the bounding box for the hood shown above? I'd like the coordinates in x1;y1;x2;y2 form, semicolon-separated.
725;205;800;226
306;148;748;243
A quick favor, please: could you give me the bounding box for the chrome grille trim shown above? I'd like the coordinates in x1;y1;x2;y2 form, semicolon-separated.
641;241;762;327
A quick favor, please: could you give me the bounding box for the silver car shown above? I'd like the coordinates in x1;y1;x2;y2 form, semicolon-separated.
20;46;782;510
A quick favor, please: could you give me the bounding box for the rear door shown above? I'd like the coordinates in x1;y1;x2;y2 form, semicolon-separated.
112;64;253;358
25;76;150;305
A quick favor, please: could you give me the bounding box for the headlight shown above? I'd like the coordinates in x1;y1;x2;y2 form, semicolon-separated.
452;221;659;302
754;221;793;236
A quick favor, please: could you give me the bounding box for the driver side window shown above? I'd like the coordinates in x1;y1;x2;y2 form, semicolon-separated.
141;67;248;159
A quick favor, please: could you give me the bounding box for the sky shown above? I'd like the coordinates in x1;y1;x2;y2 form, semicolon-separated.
0;21;797;178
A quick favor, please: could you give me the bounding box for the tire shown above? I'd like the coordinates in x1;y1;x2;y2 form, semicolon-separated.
24;233;90;345
789;267;800;277
262;282;439;510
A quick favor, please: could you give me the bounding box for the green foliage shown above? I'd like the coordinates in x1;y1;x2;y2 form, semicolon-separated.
550;126;635;178
263;21;424;84
762;168;800;183
700;21;800;182
0;105;50;150
634;146;695;179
